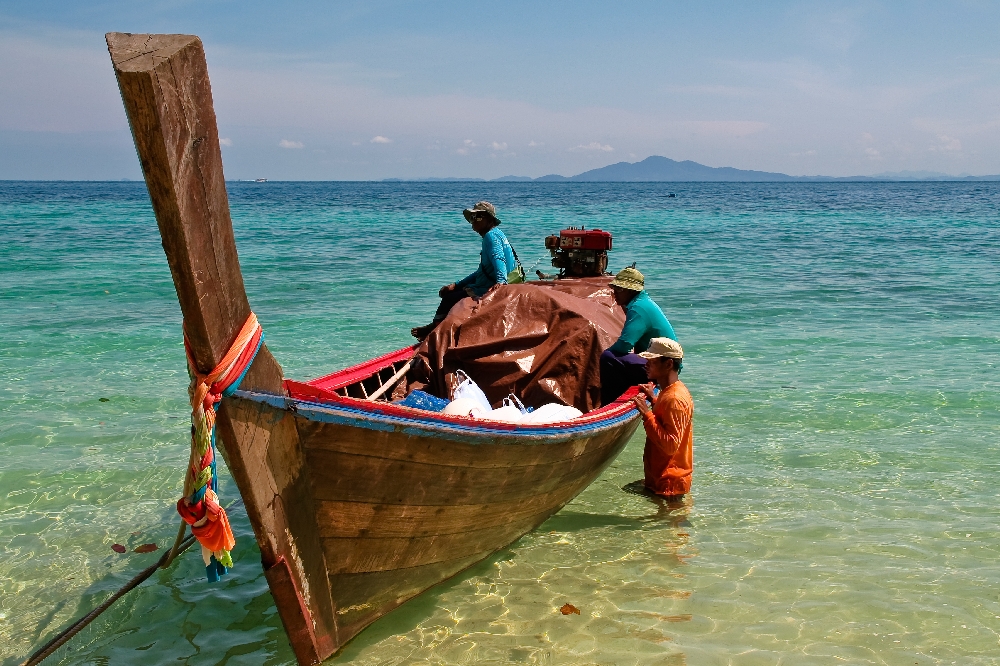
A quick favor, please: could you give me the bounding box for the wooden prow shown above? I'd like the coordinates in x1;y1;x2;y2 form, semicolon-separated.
106;33;338;663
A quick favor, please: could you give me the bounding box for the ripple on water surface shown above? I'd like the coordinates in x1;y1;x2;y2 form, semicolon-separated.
1;181;999;665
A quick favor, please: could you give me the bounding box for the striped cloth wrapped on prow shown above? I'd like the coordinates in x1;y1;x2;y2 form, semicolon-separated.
177;313;264;581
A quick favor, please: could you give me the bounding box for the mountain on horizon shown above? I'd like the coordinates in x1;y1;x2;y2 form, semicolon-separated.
517;156;1000;182
566;156;798;182
387;156;1000;183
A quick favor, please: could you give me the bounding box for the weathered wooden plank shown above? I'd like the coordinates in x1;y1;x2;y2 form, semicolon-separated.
220;398;339;650
329;553;487;641
321;515;543;574
304;438;623;505
313;478;590;539
296;417;603;468
106;33;338;664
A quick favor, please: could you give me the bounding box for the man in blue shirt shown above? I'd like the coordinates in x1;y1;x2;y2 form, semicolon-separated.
600;266;678;405
411;201;518;341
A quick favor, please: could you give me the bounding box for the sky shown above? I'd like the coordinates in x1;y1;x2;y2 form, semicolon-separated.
2;1;999;180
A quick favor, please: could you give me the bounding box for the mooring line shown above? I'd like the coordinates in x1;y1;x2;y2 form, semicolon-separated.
20;499;244;666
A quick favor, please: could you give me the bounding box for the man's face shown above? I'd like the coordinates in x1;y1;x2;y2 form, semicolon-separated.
612;286;633;307
644;356;672;384
470;212;492;235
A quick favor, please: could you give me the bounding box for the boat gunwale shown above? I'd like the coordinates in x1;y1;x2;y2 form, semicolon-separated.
283;344;640;435
304;344;419;392
234;388;640;441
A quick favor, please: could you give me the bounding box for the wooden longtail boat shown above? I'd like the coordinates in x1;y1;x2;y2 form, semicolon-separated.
106;32;641;665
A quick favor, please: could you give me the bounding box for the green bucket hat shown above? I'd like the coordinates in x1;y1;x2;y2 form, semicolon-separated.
609;266;644;292
463;201;501;225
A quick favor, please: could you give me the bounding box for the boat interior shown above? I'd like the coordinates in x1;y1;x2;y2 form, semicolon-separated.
281;344;638;427
284;346;418;404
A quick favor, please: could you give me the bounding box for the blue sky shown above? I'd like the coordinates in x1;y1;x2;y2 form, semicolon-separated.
2;1;999;179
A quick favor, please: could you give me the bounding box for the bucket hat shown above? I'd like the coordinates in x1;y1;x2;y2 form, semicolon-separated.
638;337;684;360
463;201;500;225
609;266;644;291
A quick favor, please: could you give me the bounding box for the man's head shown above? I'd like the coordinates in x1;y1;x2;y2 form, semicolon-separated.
463;201;500;235
639;337;684;384
609;266;644;306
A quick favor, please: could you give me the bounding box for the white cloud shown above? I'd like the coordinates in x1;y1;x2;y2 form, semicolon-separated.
933;135;962;152
573;142;614;152
5;19;1000;179
201;53;1000;176
681;121;768;137
219;138;233;146
490;141;507;151
790;149;817;156
370;135;391;143
279;139;304;149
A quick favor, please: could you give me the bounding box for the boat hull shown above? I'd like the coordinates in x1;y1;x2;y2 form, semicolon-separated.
231;389;641;652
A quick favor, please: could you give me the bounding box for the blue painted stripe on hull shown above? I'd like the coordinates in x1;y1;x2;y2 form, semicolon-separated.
232;390;638;443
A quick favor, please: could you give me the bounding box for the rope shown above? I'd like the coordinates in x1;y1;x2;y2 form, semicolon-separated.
19;534;198;666
18;320;265;664
20;498;246;666
177;312;264;581
524;252;550;275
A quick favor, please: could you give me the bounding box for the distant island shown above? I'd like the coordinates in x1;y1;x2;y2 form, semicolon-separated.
386;155;1000;183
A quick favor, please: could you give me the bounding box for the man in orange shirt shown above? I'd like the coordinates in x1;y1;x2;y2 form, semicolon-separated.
632;338;693;498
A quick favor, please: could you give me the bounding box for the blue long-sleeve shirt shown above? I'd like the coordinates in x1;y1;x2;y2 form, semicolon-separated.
455;227;517;297
609;290;677;355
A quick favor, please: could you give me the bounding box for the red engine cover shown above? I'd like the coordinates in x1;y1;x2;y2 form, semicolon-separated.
559;228;613;251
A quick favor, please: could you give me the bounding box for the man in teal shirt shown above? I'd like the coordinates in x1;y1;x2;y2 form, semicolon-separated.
411;201;518;341
601;266;678;405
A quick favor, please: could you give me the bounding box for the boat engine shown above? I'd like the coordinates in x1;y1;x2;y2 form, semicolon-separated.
543;227;613;278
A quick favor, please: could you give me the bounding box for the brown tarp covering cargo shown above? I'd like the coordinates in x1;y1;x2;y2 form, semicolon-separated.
406;277;625;413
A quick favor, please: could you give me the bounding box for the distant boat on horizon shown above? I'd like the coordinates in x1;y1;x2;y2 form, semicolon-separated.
254;178;268;182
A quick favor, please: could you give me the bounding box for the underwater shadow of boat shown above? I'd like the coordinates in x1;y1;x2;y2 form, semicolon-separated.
542;511;649;532
328;505;693;662
326;547;520;662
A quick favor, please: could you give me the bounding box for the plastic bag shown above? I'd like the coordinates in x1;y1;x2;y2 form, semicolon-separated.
519;403;584;425
485;404;524;423
502;394;529;414
442;397;489;418
395;389;449;412
451;370;492;413
479;394;528;423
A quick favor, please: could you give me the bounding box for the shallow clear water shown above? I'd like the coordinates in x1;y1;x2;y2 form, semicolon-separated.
1;181;998;665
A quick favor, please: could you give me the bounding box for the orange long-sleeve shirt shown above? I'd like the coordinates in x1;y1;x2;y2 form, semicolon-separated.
642;380;693;497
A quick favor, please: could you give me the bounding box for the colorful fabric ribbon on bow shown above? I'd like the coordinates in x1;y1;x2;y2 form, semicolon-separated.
177;312;264;581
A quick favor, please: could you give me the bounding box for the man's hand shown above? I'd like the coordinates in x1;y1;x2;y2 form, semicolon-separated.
638;382;656;401
439;283;457;297
632;383;656;415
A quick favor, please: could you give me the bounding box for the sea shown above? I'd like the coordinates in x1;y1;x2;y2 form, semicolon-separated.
1;180;998;665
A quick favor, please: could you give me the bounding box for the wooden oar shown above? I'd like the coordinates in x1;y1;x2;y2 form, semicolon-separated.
367;357;416;402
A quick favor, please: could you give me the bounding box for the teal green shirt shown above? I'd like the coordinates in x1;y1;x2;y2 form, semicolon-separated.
455;227;517;297
609;290;677;355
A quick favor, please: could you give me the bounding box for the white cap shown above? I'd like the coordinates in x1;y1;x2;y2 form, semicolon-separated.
638;337;683;360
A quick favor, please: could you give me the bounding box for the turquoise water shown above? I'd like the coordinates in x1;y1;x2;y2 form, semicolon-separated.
2;181;999;665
